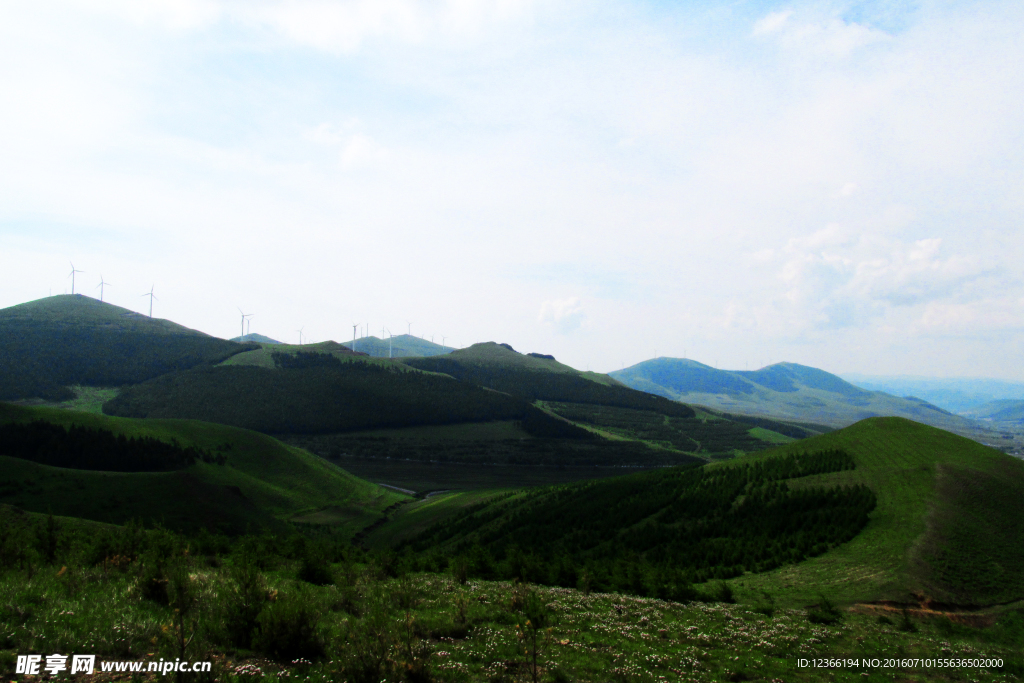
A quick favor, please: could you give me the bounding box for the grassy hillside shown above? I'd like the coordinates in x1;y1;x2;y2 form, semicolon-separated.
611;358;987;436
103;351;591;438
720;418;1024;607
376;417;1024;608
0;295;253;401
402;342;692;415
0;403;404;535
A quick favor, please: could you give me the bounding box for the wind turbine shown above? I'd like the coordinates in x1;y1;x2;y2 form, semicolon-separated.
407;321;412;337
352;323;358;352
385;328;393;358
68;262;83;295
237;308;253;339
441;336;447;351
246;315;253;336
296;327;304;345
141;285;157;317
96;276;111;302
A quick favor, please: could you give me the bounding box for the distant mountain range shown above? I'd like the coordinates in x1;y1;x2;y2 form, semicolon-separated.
609;358;983;435
840;373;1024;413
963;399;1024;424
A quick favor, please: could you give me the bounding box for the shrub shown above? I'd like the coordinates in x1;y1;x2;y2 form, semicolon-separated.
807;595;844;625
707;580;735;604
897;608;918;633
753;591;776;618
451;556;469;585
297;552;334;586
252;589;325;661
221;562;270;648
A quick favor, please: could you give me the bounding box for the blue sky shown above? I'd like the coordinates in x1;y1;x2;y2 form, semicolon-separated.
2;0;1022;378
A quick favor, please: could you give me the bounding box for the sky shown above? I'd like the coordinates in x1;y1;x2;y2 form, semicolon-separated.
2;0;1023;379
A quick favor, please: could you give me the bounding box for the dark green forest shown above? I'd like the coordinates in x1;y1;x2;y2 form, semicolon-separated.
0;420;223;472
402;450;875;597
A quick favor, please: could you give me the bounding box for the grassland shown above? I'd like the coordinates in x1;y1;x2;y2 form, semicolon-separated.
1;543;1020;682
0;404;405;536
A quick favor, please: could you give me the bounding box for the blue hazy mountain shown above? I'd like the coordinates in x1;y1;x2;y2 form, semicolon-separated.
610;358;982;435
840;374;1024;413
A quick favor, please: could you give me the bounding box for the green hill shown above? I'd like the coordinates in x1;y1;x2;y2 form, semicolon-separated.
0;403;404;535
383;417;1024;608
342;334;452;358
102;350;588;438
0;295;253;401
611;358;985;435
230;332;282;344
401;342;693;416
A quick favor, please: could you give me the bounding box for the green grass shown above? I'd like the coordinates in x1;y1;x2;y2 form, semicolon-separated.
362;491;516;548
0;404;406;536
8;385;119;414
747;426;797;444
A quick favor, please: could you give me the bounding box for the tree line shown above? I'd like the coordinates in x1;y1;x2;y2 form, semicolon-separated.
0;420;223;471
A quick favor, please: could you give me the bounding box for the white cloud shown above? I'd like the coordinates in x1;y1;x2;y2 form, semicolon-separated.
238;0;535;53
753;11;792;36
538;297;585;333
1;0;1023;377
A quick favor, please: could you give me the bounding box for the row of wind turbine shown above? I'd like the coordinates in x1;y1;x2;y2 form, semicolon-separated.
67;262;156;317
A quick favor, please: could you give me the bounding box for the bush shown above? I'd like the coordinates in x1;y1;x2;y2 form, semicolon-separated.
297;553;334;586
807;595;844;625
221;562;270;648
897;608;918;633
708;581;735;604
252;589;325;661
753;591;776;618
451;556;469;585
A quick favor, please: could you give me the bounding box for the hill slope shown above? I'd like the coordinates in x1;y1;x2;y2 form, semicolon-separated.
0;295;253;401
611;358;983;434
964;399;1024;424
402;342;692;416
384;417;1024;607
103;350;588;437
343;334;452;358
0;403;403;535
